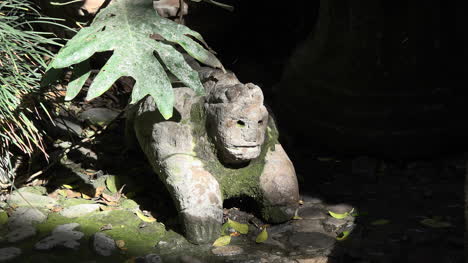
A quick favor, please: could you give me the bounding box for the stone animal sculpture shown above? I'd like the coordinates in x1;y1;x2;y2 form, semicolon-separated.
126;61;300;244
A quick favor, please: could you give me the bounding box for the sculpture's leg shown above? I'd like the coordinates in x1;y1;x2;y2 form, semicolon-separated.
259;144;300;223
161;156;223;244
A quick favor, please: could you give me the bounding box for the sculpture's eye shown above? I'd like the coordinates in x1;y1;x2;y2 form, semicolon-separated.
258;120;263;125
237;120;245;127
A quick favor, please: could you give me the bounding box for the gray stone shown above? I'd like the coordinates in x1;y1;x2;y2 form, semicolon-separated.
8;207;47;228
289;232;335;253
299;207;327;220
292;219;326;233
79;108;120;126
144;254;162;263
54;118;83;136
92;232;116;256
7;191;57;208
127;62;300;244
0;247;21;262
6;225;36;243
35;223;84;250
212;245;244;256
59;204;100;218
322;217;348;233
326;204;354;215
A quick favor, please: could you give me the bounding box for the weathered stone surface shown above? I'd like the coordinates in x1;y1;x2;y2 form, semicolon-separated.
212;245;244;256
92;232;116;256
326;204;354;215
289;232;335;253
299;207;327;220
8;207;47;228
296;257;329;263
79;108;120;126
7;191;57;207
54;118;83;136
292;219;326;233
322;217;348;233
6;225;36;243
59;204;100;218
127;63;300;244
35;223;84;250
0;247;21;262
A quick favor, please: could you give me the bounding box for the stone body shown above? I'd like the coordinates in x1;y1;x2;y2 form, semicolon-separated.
126;62;300;244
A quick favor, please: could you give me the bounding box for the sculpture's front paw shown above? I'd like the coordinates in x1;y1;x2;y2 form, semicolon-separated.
181;211;222;244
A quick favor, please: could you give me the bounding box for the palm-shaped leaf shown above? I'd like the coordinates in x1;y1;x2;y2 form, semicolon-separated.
48;0;223;119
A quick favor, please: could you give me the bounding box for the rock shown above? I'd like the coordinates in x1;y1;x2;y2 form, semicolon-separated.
7;207;47;228
59;204;100;218
79;108;120;126
211;245;244;256
326;204;354;215
35;223;84;250
0;247;21;262
145;254;163;263
299;207;327;220
92;232;116;256
292;219;325;233
6;225;36;243
322;217;348;233
296;257;329;263
288;232;335;253
54;118;83;136
7;191;57;207
179;255;203;263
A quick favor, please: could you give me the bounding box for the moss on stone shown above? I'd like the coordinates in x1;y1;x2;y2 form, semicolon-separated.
0;210;8;225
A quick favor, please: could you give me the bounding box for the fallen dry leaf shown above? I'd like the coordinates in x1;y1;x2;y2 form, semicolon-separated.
100;224;113;231
82;193;92;199
95;186;105;197
230;232;241;237
66;189;82;198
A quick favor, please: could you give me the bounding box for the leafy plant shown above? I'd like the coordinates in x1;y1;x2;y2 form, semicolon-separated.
0;0;63;185
46;0;224;119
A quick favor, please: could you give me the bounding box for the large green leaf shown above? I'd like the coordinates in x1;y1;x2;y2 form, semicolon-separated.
48;0;223;119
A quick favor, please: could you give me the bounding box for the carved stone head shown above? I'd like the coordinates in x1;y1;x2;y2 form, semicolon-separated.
205;83;269;164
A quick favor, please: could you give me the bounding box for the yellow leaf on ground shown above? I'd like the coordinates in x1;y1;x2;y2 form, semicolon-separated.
256;228;268;243
95;186;105;197
62;184;74;189
336;231;350;241
106;176;118;193
228;219;248;234
212;235;231;247
82;193;92;199
135;210;156;223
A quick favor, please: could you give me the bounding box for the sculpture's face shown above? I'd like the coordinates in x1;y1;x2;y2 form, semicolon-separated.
206;83;269;164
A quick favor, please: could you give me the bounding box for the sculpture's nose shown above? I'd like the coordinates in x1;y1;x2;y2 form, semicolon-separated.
243;128;258;142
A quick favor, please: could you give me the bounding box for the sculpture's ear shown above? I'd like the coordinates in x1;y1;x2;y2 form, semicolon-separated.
245;83;264;105
224;84;245;102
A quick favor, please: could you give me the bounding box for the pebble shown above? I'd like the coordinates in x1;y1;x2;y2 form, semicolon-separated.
6;225;36;243
8;207;47;228
92;232;116;256
0;247;21;262
7;191;57;207
289;232;335;253
212;245;244;256
35;223;84;250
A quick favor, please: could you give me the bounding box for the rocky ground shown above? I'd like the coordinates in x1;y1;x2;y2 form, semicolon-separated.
0;94;465;263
